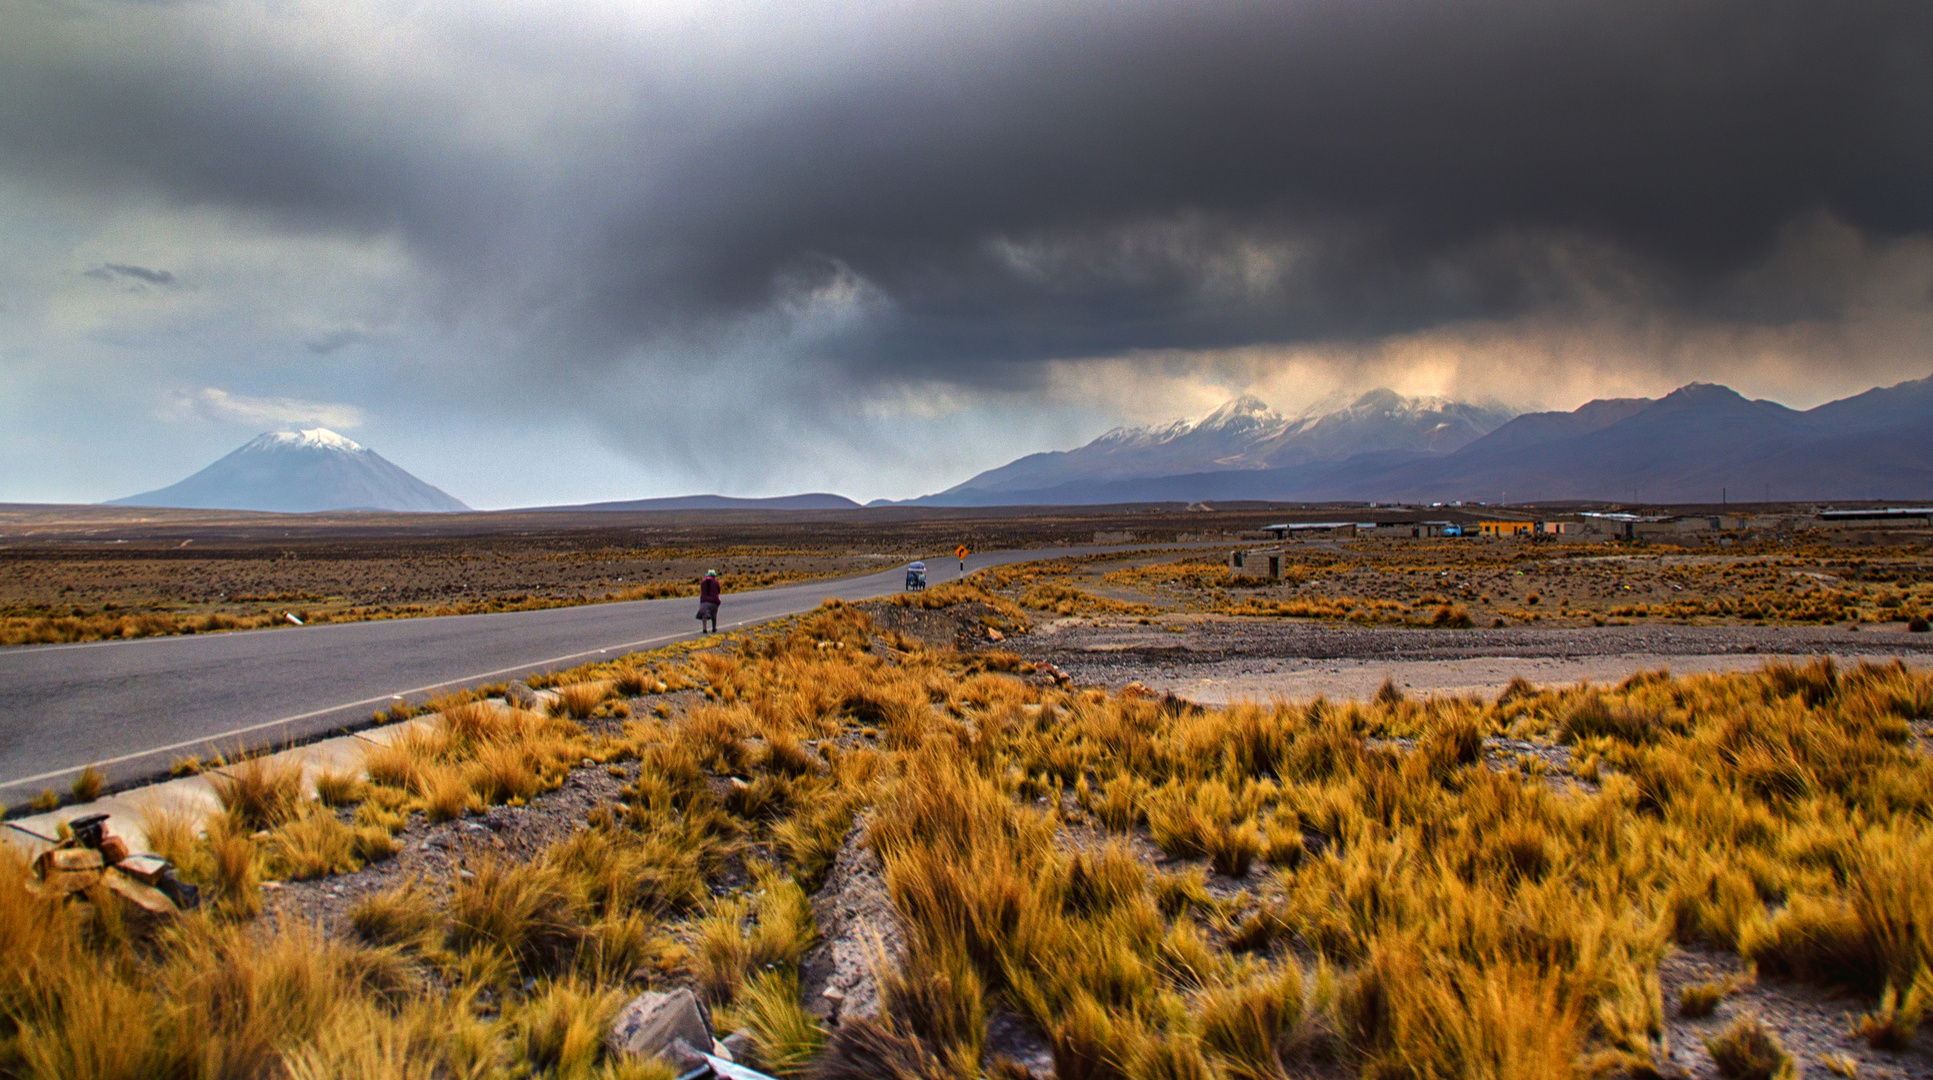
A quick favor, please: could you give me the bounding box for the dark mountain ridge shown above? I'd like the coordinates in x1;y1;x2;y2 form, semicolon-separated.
910;375;1933;506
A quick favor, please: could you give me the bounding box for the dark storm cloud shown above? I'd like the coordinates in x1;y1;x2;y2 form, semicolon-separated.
582;0;1933;377
6;0;1931;390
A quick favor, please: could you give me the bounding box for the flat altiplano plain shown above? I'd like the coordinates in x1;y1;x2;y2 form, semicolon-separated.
0;502;1269;646
909;536;1933;700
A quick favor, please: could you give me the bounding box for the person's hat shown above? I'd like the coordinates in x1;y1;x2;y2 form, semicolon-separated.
705;570;717;577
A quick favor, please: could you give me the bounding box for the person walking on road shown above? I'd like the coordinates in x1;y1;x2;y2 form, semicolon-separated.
696;570;722;634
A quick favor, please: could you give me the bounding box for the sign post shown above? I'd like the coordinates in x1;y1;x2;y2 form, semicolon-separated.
955;545;969;574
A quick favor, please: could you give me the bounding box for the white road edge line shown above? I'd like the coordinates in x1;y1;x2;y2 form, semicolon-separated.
0;623;749;791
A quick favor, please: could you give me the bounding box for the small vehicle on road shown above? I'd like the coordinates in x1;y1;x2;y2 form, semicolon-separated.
905;561;928;591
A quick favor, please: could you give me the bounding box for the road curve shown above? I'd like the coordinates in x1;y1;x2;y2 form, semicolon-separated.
0;544;1160;792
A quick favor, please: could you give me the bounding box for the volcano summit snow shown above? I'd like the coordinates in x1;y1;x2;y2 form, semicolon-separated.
111;429;469;513
915;390;1518;504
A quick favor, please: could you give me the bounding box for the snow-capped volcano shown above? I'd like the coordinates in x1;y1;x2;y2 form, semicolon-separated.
110;428;469;513
263;427;366;452
921;389;1516;501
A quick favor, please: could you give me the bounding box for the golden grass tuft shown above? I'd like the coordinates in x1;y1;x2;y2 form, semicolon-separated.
1703;1014;1797;1080
351;879;443;948
447;856;590;975
1679;977;1736;1017
313;767;364;806
738;970;830;1077
1855;970;1930;1050
513;977;627;1077
211;752;306;830
549;681;611;720
70;765;105;803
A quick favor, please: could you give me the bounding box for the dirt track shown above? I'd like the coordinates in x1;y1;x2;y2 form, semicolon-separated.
1008;616;1933;702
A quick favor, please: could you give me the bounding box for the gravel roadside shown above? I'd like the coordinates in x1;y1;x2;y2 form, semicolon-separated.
1006;617;1933;701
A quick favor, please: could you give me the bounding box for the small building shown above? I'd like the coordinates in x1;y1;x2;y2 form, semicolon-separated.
1577;512;1689;541
1370;519;1462;538
1814;508;1933;528
1477;520;1574;538
1260;522;1370;540
1230;547;1287;580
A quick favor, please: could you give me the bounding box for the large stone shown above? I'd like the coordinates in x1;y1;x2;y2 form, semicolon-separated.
504;683;543;711
33;847;104;895
607;988;712;1062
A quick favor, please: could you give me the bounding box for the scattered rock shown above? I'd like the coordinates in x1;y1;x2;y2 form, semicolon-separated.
32;847;104;894
658;1038;709;1074
1031;663;1072;688
504;683;543;710
1121;680;1154;699
800;820;906;1025
720;1030;760;1068
607;988;712;1063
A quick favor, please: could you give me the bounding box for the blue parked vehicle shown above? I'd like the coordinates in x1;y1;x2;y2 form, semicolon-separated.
905;561;928;591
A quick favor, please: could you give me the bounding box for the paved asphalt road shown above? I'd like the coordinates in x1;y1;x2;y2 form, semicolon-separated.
0;544;1160;793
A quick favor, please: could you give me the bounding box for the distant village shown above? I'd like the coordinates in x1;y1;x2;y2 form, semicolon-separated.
1211;506;1933;580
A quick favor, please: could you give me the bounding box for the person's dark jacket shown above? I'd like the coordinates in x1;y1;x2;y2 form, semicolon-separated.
700;577;722;603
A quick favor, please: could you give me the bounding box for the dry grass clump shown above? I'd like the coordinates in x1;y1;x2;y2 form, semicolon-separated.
448;856;593;975
12;600;1931;1080
1679;976;1742;1017
357;697;588;827
1021;580;1159;617
69;764;105;803
1703;1014;1798;1079
313;767;364;806
1854;969;1929;1050
351;879;443;948
889;579;1032;629
212;751;306;830
0;855;487;1079
549;680;612;720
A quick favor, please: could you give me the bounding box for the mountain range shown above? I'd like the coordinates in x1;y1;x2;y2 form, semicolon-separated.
110;429;470;513
533;493;861;512
924;390;1517;501
902;376;1933;505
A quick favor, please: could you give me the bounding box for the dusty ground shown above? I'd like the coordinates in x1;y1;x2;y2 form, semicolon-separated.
265;758;638;943
1656;947;1930;1079
989;537;1933;631
1007;615;1933;702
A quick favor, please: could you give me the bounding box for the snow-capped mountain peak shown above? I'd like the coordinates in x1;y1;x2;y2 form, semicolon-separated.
933;388;1519;498
258;427;367;453
1193;393;1282;430
111;428;468;513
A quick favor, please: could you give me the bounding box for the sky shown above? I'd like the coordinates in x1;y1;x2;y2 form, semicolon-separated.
2;0;1930;508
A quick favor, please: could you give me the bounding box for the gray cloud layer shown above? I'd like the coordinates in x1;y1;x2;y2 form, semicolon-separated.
2;0;1930;501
